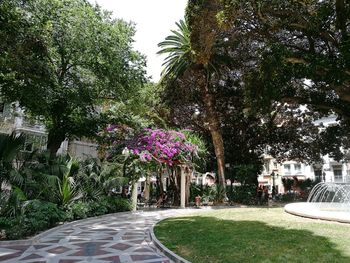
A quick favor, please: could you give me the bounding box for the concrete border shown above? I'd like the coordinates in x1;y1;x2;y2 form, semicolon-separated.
150;218;191;263
284;203;350;224
0;210;138;245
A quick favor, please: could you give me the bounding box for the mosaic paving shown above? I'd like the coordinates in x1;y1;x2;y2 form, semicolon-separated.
0;209;196;263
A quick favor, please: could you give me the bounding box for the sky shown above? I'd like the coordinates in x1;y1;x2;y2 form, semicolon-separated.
91;0;188;82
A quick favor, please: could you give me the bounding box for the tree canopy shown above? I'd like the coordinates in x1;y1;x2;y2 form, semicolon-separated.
0;0;147;155
160;0;350;183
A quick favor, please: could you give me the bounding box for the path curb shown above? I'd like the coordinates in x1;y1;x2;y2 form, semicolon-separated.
150;218;191;263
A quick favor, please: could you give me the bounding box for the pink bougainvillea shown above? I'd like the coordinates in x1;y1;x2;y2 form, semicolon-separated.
101;127;198;165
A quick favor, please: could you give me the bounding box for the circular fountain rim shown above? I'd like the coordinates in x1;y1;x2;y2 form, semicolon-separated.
284;202;350;224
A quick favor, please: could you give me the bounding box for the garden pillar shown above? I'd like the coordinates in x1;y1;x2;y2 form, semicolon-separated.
144;174;150;202
132;181;138;212
180;166;186;208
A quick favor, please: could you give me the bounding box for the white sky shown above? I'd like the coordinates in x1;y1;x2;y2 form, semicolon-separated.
91;0;188;82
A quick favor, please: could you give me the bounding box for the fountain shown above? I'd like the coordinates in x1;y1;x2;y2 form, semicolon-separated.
284;182;350;223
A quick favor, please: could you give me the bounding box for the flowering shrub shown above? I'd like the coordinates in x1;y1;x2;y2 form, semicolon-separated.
101;127;199;166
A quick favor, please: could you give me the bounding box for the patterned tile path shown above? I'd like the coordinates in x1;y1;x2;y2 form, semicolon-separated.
0;209;198;263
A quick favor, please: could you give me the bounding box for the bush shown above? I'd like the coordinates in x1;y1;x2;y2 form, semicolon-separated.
1;200;65;240
88;199;109;216
190;183;202;202
65;197;132;221
189;184;214;203
279;192;300;202
66;201;91;220
1;196;133;240
103;196;133;213
230;185;257;205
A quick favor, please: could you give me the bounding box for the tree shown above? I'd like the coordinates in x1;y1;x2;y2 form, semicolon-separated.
0;0;146;155
220;0;350;120
158;15;227;192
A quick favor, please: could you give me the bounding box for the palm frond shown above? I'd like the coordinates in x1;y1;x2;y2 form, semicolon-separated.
157;19;192;79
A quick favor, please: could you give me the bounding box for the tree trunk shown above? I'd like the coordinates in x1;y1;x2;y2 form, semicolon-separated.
199;73;226;189
168;166;180;206
47;130;65;157
156;166;164;200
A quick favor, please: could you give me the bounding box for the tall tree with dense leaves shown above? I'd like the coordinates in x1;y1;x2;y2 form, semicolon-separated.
0;0;146;155
158;14;227;192
219;0;350;159
220;0;350;119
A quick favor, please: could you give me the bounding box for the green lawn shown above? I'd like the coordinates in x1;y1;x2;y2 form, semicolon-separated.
154;208;350;263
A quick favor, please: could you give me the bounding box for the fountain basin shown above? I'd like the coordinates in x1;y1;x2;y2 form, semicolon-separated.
285;202;350;224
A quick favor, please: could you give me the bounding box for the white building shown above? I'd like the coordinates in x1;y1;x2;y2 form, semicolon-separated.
259;115;350;193
0;102;98;159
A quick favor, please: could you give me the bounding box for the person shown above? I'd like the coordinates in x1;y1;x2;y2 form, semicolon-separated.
257;185;263;205
263;186;269;204
121;186;129;199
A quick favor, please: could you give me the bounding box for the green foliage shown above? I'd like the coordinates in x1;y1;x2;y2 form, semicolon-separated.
232;164;260;186
211;184;226;203
0;0;147;154
0;133;25;188
229;185;257;205
190;183;226;203
158;19;192;78
0;149;133;240
1;200;65;240
65;197;132;220
189;183;202;202
65;201;90;220
103;196;133;213
0;187;27;217
282;178;295;192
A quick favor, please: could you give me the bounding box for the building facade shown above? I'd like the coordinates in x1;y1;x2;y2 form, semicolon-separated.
0;102;98;159
258;115;350;194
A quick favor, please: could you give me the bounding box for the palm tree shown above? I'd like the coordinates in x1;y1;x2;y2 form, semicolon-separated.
158;19;226;192
0;133;25;192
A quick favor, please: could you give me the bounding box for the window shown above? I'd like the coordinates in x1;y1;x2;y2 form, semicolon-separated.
0;103;4;113
314;169;322;181
22;133;47;152
294;164;301;174
273;162;278;169
284;164;291;174
333;166;343;182
264;161;270;173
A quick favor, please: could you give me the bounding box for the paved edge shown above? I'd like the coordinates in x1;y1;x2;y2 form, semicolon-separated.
150;218;191;263
0;210;139;246
284;203;350;224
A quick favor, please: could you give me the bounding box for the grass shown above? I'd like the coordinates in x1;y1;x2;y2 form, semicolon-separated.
154;208;350;263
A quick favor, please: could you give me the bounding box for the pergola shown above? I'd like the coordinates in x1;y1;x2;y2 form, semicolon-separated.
130;163;192;211
102;127;200;211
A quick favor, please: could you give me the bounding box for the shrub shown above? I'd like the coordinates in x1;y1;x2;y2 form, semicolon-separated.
22;200;65;226
230;185;257;205
65;197;132;221
103;196;132;213
190;183;202;202
87;200;109;217
66;201;90;220
2;200;65;240
279;192;299;202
